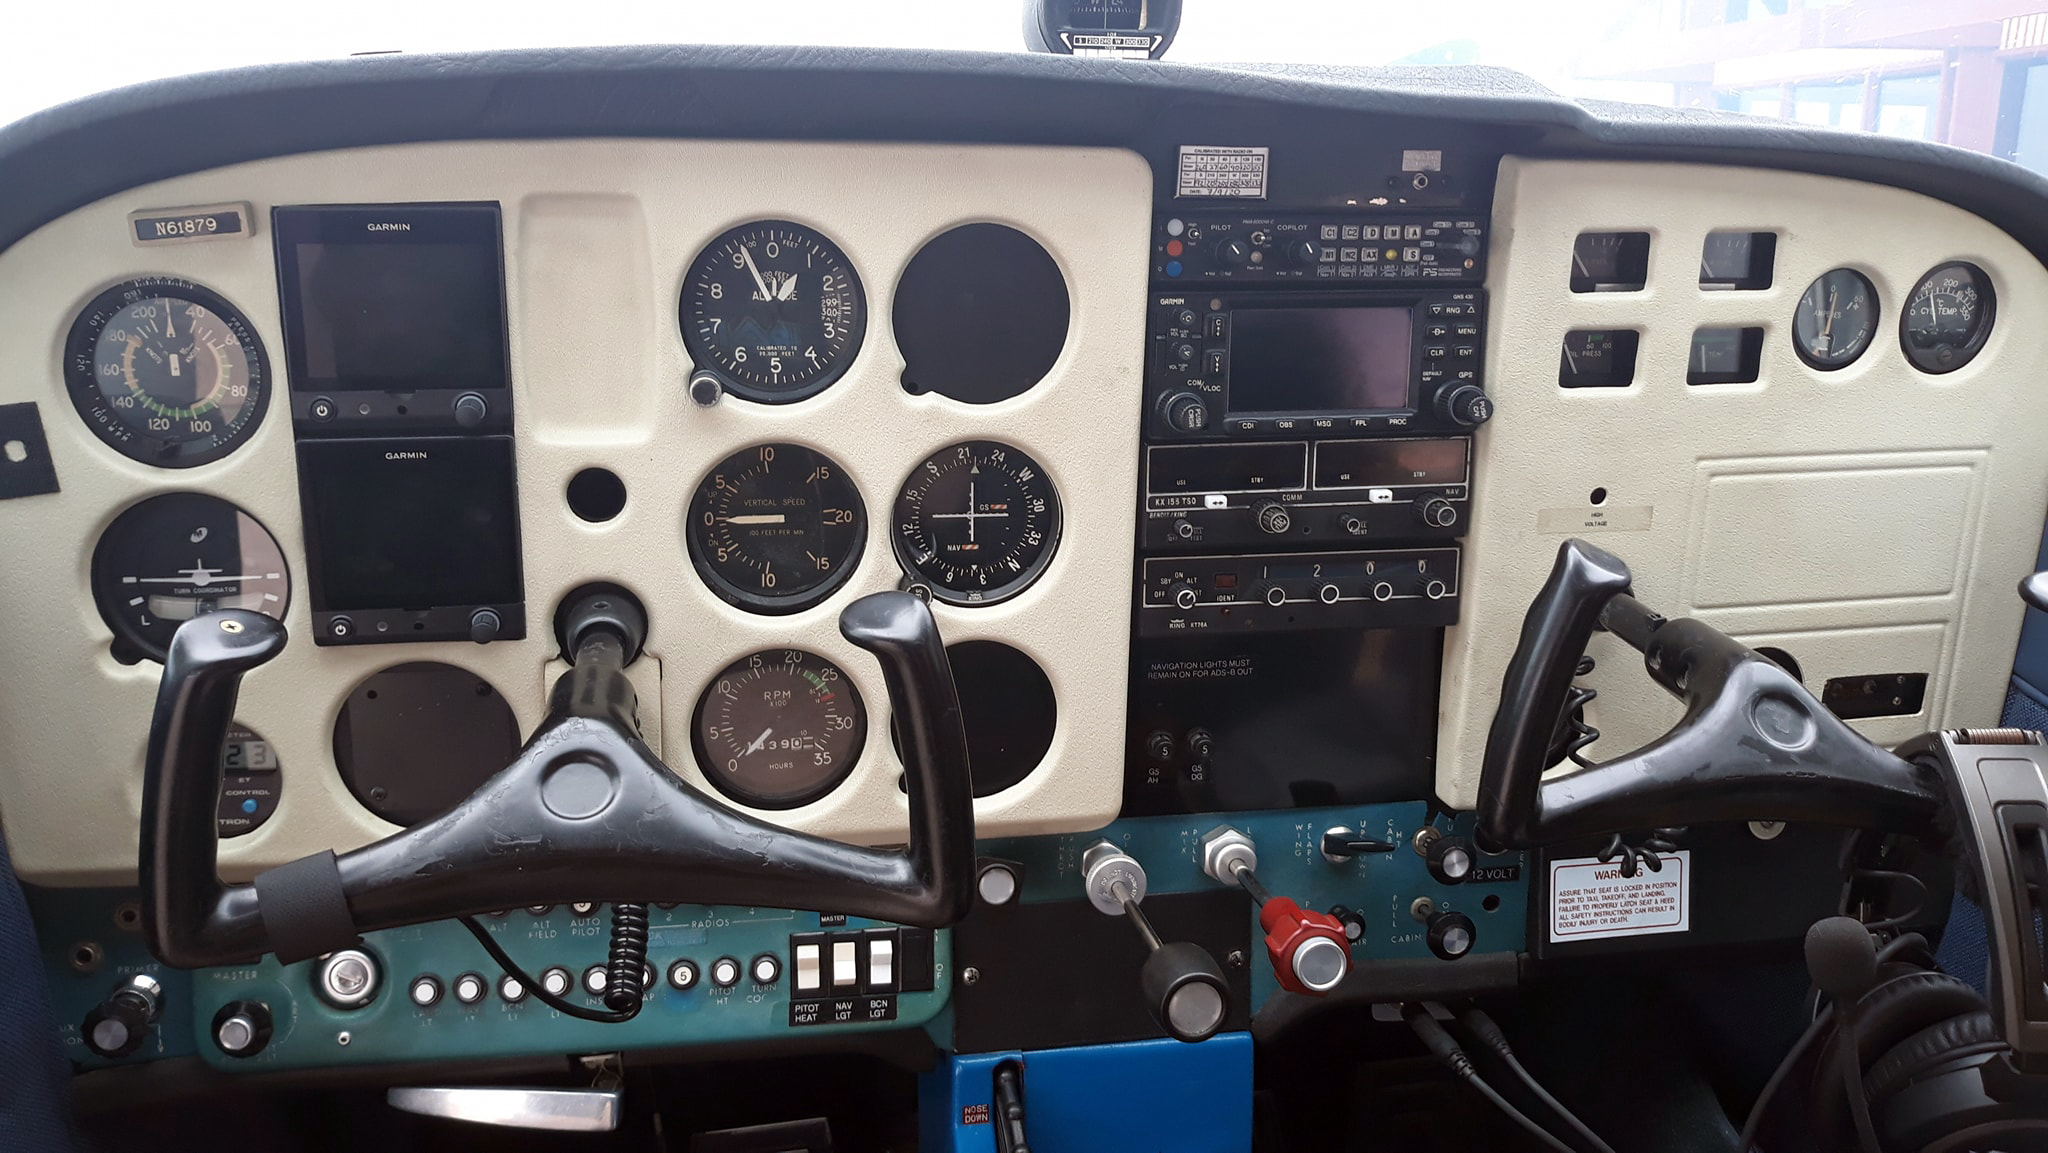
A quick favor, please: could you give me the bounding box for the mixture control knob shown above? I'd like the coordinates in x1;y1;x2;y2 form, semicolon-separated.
1436;383;1494;427
1161;392;1209;433
1285;239;1320;266
468;608;502;645
1253;501;1292;535
1259;897;1352;994
212;1000;273;1058
1215;238;1251;267
452;391;489;428
1170;581;1200;610
1427;910;1477;961
1426;837;1475;885
1080;841;1231;1043
83;974;163;1058
1418;497;1459;529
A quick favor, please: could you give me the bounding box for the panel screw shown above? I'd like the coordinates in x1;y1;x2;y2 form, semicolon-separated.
961;967;980;986
1226;950;1246;969
219;619;244;634
336;1031;352;1047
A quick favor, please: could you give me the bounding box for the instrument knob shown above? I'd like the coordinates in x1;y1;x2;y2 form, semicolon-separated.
687;370;725;407
1418;497;1460;529
1426;837;1475;885
1170;581;1199;610
1426;910;1477;960
452;391;488;429
1286;239;1320;266
1175;308;1199;328
83;974;163;1058
1436;383;1494;427
1161;392;1209;434
1215;238;1251;267
468;608;503;645
1253;500;1292;535
1145;730;1177;764
212;1000;273;1057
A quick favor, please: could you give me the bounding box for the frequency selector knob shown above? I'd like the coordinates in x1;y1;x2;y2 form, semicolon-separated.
1161;392;1209;433
1436;383;1494;428
1254;501;1292;535
1418;498;1459;529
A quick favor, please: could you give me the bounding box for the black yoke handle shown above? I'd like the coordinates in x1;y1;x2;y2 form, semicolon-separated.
1475;539;1943;851
142;591;976;968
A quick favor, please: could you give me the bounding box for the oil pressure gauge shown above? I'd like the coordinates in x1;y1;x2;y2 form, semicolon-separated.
90;492;290;662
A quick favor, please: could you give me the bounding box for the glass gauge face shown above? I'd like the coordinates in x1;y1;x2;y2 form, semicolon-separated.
680;220;866;403
691;649;866;810
1568;231;1650;293
892;440;1062;606
1792;269;1877;370
90;492;290;661
64;277;269;467
1901;262;1996;374
686;443;867;614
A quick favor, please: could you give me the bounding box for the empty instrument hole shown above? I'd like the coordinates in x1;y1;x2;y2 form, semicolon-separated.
567;467;628;523
1590;487;1608;506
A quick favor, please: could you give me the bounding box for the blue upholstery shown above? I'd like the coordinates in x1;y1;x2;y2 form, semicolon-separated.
0;830;72;1152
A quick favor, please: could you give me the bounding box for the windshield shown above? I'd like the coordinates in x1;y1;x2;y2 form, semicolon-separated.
0;0;2037;177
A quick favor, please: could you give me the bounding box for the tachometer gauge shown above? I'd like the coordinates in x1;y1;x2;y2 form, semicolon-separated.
687;443;867;614
680;220;866;403
90;492;290;662
1901;262;1995;374
1792;268;1876;371
892;440;1061;606
691;649;866;809
64;277;269;467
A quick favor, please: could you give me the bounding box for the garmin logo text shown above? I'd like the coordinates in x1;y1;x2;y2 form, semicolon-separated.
384;451;428;461
367;222;412;232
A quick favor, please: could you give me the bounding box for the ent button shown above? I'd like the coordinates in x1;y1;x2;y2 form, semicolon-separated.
832;940;859;988
794;943;823;993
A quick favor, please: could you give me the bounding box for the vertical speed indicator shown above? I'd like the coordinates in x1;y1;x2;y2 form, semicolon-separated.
892;440;1062;606
680;220;865;403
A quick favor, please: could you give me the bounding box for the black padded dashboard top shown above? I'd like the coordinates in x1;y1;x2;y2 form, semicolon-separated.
2;45;2047;263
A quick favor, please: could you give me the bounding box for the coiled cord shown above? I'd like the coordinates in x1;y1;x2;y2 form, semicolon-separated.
604;902;651;1013
1597;827;1687;879
1552;656;1603;768
457;902;650;1024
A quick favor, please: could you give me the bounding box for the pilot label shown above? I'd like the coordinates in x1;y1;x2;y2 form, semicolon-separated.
1547;850;1690;943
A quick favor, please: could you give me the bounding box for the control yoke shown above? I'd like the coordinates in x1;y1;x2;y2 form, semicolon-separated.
1475;539;1944;851
141;591;976;968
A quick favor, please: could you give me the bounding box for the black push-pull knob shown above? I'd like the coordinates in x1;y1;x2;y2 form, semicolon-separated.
1081;841;1230;1043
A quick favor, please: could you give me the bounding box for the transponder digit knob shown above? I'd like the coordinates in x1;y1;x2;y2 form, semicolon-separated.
1254;501;1292;535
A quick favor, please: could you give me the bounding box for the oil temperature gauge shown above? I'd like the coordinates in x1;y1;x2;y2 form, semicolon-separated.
691;649;866;810
90;492;290;662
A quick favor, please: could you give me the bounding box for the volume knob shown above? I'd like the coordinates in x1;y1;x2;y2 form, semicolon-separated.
1216;238;1251;267
1286;239;1320;266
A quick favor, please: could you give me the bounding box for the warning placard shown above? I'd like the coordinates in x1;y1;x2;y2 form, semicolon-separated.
1548;851;1690;943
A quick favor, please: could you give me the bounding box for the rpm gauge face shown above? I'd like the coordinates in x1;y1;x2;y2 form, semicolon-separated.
1792;268;1877;370
1902;262;1996;374
64;277;270;467
680;220;866;402
90;492;290;661
692;649;866;810
893;440;1062;606
687;443;867;614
